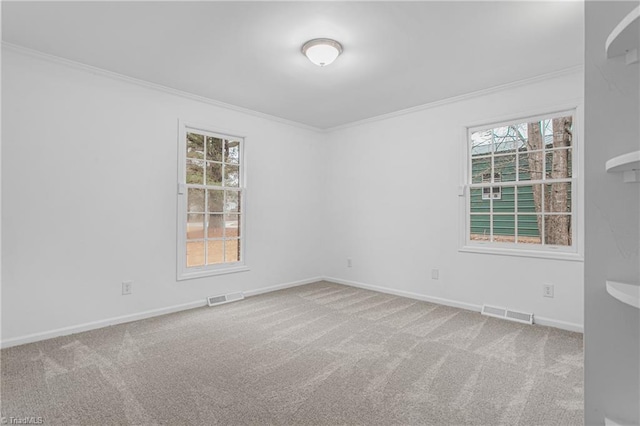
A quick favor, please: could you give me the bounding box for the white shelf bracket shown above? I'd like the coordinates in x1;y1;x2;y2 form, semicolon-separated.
622;170;640;183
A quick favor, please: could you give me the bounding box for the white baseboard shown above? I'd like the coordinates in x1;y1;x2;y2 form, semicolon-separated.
0;276;324;349
323;276;583;333
244;276;323;297
0;300;206;349
532;316;583;333
324;276;482;313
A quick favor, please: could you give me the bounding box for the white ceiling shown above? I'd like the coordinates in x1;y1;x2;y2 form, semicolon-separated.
2;1;584;129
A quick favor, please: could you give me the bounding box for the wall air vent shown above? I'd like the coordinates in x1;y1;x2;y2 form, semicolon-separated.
207;292;245;307
481;304;533;325
482;305;506;318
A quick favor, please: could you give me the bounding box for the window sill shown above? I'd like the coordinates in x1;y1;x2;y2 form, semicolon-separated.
459;245;584;262
177;265;250;281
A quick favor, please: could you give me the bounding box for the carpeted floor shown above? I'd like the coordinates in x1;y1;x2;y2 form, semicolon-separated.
1;281;583;425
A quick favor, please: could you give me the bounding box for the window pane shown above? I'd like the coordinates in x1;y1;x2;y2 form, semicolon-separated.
470;188;490;213
542;119;554;149
493;186;514;213
206;136;223;162
471;130;492;157
205;162;222;186
225;214;240;237
225;140;240;164
545;183;572;213
187;188;204;213
225;190;240;213
470;215;490;241
186;159;204;185
187;214;204;239
207;189;224;213
493;215;515;242
517;185;540;213
517;214;541;244
186;241;205;267
552;116;573;147
509;124;527;150
225;239;240;263
471;157;491;184
494;154;516;182
518;153;531;181
545;148;572;179
187;133;204;159
206;240;224;265
207;214;224;238
225;165;240;187
494;138;518;154
519;151;544;181
544;215;572;246
493;125;524;154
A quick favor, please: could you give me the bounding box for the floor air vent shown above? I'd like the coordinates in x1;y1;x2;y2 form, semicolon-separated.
207;292;245;307
481;304;533;325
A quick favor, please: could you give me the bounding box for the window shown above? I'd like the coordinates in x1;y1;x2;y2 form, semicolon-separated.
177;122;247;280
482;172;502;200
464;111;577;256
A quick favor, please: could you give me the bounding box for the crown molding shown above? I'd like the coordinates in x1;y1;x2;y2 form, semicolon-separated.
3;42;583;133
1;42;323;133
324;64;584;133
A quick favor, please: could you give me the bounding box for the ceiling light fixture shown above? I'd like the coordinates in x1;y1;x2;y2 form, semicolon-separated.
301;38;343;67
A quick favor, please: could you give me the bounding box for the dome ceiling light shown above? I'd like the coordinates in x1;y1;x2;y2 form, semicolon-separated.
301;38;343;67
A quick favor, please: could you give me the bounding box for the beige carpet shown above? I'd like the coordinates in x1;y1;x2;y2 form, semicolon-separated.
1;281;583;425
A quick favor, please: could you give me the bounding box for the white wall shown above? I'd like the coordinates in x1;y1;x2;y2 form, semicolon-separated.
584;2;639;425
1;49;325;344
2;46;586;347
322;70;585;330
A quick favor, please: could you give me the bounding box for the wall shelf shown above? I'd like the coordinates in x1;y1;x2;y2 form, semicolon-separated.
605;151;640;182
606;280;640;309
606;5;640;65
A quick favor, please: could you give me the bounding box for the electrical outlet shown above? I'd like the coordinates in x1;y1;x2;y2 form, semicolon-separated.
122;281;133;295
543;284;554;298
431;269;439;280
347;258;352;268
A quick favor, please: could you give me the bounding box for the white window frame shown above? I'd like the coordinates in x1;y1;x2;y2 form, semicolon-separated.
177;120;249;280
459;107;584;261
